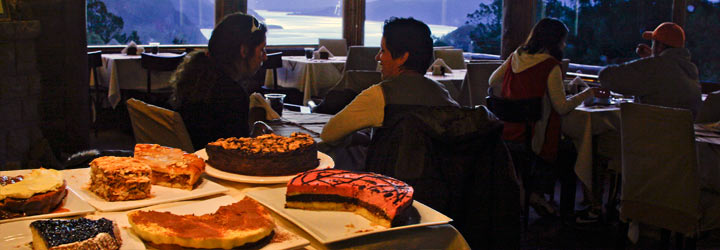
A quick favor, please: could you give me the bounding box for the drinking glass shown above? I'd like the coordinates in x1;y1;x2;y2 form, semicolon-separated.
304;48;314;59
264;93;286;117
149;42;160;54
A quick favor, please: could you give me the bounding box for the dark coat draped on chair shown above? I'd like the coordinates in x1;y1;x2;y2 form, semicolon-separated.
365;105;521;249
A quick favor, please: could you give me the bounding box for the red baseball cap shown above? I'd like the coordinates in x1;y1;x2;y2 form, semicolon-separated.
642;22;685;48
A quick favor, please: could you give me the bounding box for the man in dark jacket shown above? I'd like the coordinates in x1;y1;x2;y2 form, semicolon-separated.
599;22;702;118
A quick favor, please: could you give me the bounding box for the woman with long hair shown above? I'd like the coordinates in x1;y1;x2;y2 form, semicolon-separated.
170;13;268;150
488;18;597;219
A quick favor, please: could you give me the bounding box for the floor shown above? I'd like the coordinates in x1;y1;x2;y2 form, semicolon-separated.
88;107;720;249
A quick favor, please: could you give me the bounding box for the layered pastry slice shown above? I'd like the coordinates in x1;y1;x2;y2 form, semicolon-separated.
133;144;205;190
127;197;274;249
89;156;152;201
0;168;68;219
286;169;415;227
30;217;122;250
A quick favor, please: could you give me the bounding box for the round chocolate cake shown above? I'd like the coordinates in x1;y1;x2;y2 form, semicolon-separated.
205;132;319;176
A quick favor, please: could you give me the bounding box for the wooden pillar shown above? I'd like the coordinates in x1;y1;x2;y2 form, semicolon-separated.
672;0;686;27
501;0;536;59
215;0;247;25
343;0;365;46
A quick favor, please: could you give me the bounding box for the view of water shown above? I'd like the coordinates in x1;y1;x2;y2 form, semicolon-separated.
201;10;458;46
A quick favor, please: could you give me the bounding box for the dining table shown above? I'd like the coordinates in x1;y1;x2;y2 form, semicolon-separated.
264;56;347;105
93;53;179;109
562;101;720;192
425;69;467;105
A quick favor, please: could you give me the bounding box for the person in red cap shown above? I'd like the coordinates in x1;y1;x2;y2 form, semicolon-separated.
598;22;702;118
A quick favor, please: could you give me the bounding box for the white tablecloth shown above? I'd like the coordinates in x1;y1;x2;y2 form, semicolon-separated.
265;56;346;105
561;104;622;188
95;53;177;108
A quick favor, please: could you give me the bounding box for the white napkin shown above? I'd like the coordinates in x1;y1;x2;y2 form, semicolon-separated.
249;92;280;121
313;46;335;59
427;58;453;73
120;41;144;55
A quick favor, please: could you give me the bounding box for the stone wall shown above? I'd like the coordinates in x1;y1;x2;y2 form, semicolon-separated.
0;21;44;169
0;0;89;169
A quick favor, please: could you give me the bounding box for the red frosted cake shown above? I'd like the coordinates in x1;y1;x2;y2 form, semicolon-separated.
285;169;414;227
206;133;318;176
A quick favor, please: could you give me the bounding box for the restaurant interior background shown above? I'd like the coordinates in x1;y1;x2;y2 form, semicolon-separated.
87;0;720;82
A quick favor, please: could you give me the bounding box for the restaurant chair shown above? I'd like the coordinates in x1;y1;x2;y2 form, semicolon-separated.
140;52;187;104
433;49;466;69
695;90;720;123
365;105;520;249
126;98;194;153
318;38;348;57
260;52;303;105
618;102;720;248
345;46;380;71
461;62;502;107
88;50;104;136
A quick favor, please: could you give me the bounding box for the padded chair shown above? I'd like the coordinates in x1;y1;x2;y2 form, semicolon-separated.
126;98;194;153
365;105;520;248
88;50;104;135
140;52;186;97
345;46;380;71
486;96;575;229
260;52;303;105
461;62;502;107
318;38;348;57
433;49;466;69
696;90;720;123
618;102;720;248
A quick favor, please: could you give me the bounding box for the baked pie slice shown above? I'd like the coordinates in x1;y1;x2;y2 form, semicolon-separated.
134;144;205;190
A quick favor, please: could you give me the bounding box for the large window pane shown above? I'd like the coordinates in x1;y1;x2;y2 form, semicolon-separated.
686;0;720;82
249;0;343;45
539;1;672;66
86;0;214;45
365;0;490;52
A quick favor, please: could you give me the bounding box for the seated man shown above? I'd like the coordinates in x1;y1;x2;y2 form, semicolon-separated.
598;22;702;118
321;17;459;144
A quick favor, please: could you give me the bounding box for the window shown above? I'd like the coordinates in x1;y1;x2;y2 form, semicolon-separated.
86;0;214;45
365;0;490;52
686;0;720;82
248;0;343;45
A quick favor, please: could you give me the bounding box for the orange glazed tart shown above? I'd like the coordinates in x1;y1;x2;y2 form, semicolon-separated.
206;132;318;176
285;169;414;227
127;197;274;249
134;144;205;190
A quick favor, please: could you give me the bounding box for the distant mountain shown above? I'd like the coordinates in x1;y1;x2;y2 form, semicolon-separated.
366;0;489;27
249;0;339;12
103;0;212;44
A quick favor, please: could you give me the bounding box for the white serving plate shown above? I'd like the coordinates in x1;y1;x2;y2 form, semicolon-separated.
246;187;453;244
125;195;310;250
196;149;334;184
0;217;146;250
63;168;228;212
0;170;96;224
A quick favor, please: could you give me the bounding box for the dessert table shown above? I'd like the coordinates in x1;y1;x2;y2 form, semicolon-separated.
93;53;180;108
264;56;347;105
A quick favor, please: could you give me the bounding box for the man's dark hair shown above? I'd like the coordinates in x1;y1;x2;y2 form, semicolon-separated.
382;17;433;74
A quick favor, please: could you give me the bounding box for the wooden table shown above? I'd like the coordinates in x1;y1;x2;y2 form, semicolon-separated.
267;111;332;142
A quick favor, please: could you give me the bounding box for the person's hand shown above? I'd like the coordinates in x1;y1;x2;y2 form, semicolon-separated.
636;44;651;58
250;121;274;137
